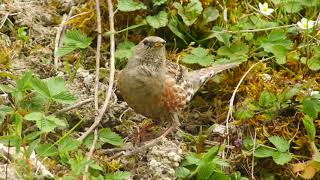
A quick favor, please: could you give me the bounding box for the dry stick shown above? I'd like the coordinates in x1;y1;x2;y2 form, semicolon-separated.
94;0;102;111
251;129;257;180
83;129;98;180
225;57;271;157
54;97;94;114
0;13;8;29
78;0;116;142
53;7;74;69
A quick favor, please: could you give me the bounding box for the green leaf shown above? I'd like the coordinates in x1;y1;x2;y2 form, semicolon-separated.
36;143;58;157
210;172;231;180
259;90;277;107
58;136;81;153
303;96;320;118
173;0;203;26
243;138;254;150
271;0;303;13
152;0;167;6
303;115;316;141
183;153;201;166
277;85;301;105
105;171;131;180
272;151;292;165
56;29;92;57
202;7;219;25
117;0;146;12
146;11;168;29
259;90;276;108
182;47;214;66
46;77;67;95
30;77;51;98
20;93;47;111
217;42;248;62
176;167;190;178
25;112;45;121
254;147;274;158
115;41;135;60
197;162;215;180
52;91;76;104
46;115;67;127
308;58;320;71
55;45;77;57
269;136;290;152
13;113;23;137
99;128;124;146
16;71;32;91
257;30;293;64
168;16;188;44
83;132;104;149
24;131;41;142
0;105;13;123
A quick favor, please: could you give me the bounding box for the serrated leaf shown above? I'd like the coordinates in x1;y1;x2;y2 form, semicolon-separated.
152;0;167;6
303;96;320;118
277;85;301;105
47;115;67;127
173;0;203;26
259;90;276;108
257;30;293;64
36;117;57;133
117;0;146;12
56;29;92;57
36;143;58;157
58;136;81;153
56;45;77;57
254;147;274;158
20;93;47;111
16;71;32;91
269;136;290;152
52;91;76;104
217;42;248;62
25;112;45;121
202;7;219;25
182;47;214;66
272;151;292;165
105;171;131;180
303;115;316;141
99;128;124;146
115;41;135;60
0;105;13;123
46;77;67;95
176;167;190;178
30;77;51;98
146;11;168;29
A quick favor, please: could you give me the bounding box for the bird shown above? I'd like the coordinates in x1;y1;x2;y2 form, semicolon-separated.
117;36;238;137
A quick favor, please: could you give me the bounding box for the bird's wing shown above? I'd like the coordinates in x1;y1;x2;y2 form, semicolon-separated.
165;60;188;85
185;63;239;97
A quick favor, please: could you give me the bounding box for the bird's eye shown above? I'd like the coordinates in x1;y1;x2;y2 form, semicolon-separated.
143;41;148;46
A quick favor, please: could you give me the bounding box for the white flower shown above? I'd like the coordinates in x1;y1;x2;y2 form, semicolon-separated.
311;91;319;96
258;2;274;16
297;18;315;29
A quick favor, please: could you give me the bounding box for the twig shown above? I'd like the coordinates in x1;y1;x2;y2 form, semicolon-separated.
54;97;94;114
82;129;98;180
78;0;116;141
225;57;272;156
0;12;8;29
251;129;257;180
53;7;74;69
94;0;102;111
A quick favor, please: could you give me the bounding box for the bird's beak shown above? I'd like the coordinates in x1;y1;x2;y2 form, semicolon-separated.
154;42;164;48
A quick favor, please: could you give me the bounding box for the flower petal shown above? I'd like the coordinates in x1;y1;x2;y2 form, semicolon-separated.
297;21;305;29
267;8;274;14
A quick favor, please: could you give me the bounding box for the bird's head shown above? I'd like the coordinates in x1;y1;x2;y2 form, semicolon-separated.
129;36;166;68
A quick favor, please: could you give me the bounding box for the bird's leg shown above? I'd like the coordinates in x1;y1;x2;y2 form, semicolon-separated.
110;113;181;159
159;113;180;138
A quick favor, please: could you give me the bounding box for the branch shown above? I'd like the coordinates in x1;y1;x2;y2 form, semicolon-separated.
78;0;116;141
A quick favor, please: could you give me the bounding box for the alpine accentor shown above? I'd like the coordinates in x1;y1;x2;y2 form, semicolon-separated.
118;36;238;133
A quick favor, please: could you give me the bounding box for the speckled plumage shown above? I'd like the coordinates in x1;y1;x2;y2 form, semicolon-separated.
117;36;238;122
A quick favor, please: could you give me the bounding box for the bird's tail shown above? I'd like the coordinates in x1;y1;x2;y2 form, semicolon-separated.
185;63;239;96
